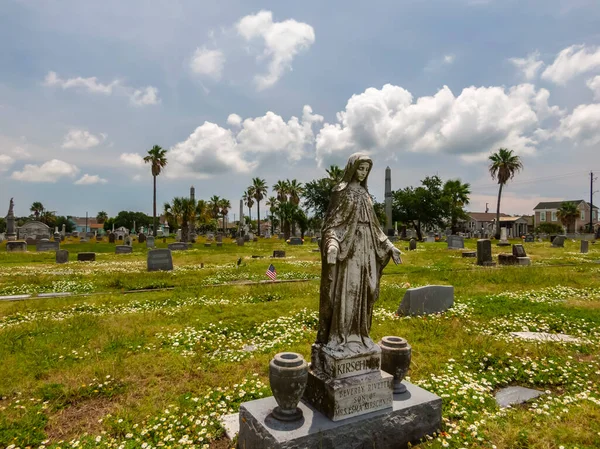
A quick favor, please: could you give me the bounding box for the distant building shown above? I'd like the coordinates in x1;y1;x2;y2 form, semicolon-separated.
69;217;106;235
465;212;510;236
498;216;533;237
533;200;599;233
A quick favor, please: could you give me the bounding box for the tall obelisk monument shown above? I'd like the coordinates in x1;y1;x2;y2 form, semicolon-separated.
385;166;393;235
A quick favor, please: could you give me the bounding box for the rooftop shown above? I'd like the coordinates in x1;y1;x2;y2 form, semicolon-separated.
533;200;598;210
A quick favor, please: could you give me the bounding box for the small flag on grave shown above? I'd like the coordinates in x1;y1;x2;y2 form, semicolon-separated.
266;264;277;281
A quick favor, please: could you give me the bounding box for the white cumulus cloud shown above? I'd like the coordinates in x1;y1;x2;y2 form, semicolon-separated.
541;44;600;85
315;83;559;167
61;129;105;150
120;153;145;167
0;154;15;171
586;76;600;100
227;113;242;127
11;159;79;183
74;174;108;185
44;71;119;94
167;105;323;179
554;103;600;146
509;50;544;80
129;86;160;106
190;47;226;80
236;10;315;90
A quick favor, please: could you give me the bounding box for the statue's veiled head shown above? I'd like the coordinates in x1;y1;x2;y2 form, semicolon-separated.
335;153;373;192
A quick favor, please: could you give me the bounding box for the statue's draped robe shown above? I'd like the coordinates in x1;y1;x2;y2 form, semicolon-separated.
317;183;392;352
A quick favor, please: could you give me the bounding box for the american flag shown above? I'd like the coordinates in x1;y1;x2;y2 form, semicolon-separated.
266;264;277;281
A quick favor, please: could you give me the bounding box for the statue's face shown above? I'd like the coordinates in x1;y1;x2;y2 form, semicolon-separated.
355;162;370;182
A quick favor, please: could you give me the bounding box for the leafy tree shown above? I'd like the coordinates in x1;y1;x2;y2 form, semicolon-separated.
557;201;579;234
442;179;471;234
30;202;44;219
208;195;221;220
372;199;387;228
164;197;196;242
304;178;334;220
488;148;523;239
392;176;445;240
326;165;343;184
252;178;267;236
242;189;254;222
105;211;152;232
96;211;108;224
0;217;6;233
54;216;74;233
266;196;279;233
536;222;564;234
40;210;57;227
143;145;168;237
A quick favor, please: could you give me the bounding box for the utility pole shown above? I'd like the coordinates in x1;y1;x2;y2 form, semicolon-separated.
591;171;597;233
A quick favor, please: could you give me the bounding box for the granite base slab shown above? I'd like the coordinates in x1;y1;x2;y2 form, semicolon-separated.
237;381;441;449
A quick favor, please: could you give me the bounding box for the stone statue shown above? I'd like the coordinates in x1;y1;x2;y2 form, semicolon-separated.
7;198;14;216
317;153;401;355
6;198;16;240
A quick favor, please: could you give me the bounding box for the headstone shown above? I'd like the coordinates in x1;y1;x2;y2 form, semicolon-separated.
108;232;116;243
424;236;435;243
551;235;566;248
168;242;189;251
53;232;61;241
397;285;454;316
77;252;96;262
36;241;60;252
61;224;66;236
517;257;531;266
216;234;223;243
409;239;417;251
146;236;155;248
138;233;146;244
288;237;303;245
497;227;510;246
498;253;517;265
176;229;182;242
207;233;215;241
476;239;494;266
244;234;250;242
495;386;545;408
237;238;245;246
55;249;69;264
116;245;133;254
124;236;132;246
512;244;527;258
147;249;173;271
273;250;286;258
447;235;464;249
581;240;589;254
6;241;27;252
524;235;535;243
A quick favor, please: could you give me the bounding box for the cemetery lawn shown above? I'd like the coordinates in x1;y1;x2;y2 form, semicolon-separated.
1;236;599;449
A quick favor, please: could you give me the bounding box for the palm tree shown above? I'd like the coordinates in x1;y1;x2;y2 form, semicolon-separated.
195;200;210;225
488;148;523;239
273;180;288;204
96;211;108;224
166;197;196;242
326;165;344;184
443;179;471;234
557;201;579;234
243;188;255;221
266;196;279;234
30;202;44;220
252;178;268;236
219;198;231;233
208;195;221;220
144;145;168;237
287;179;304;206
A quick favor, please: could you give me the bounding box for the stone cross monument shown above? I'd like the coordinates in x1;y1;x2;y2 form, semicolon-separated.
385;166;393;236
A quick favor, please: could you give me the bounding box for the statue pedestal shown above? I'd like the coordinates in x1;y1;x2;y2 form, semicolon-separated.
237;381;441;449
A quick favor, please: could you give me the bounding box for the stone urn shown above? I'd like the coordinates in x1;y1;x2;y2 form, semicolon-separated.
269;352;308;421
379;336;411;394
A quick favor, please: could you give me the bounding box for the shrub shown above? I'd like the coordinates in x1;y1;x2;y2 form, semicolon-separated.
536;222;564;234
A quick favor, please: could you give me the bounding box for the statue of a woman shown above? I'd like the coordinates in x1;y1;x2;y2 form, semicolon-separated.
317;153;401;355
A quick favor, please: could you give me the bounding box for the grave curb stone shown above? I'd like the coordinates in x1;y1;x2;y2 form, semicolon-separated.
398;285;454;316
77;252;96;262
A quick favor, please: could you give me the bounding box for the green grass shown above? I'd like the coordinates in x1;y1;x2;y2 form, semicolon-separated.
0;237;599;448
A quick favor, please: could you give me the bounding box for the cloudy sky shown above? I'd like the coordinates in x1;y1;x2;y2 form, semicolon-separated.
1;0;600;219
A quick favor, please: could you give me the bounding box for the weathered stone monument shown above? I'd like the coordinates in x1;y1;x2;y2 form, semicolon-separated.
77;252;96;262
409;238;417;251
477;239;495;266
238;153;441;449
108;232;115;243
524;234;535;243
498;227;510;246
5;198;17;241
581;240;589;254
168;242;189;251
398;285;454;316
36;241;59;252
138;233;146;244
146;236;155;248
18;220;51;241
55;249;69;264
385;166;393;236
6;241;27;252
147;249;173;271
512;244;531;265
447;235;464;249
288;237;303;245
116;245;133;254
552;235;566;248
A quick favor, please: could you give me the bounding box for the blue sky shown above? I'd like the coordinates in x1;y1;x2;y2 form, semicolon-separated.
1;0;600;219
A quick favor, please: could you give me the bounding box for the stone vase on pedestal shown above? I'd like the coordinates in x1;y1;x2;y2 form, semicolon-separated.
269;352;308;422
379;336;411;394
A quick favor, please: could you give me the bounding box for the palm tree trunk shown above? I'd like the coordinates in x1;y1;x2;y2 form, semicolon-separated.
153;175;157;237
495;183;504;240
257;202;261;237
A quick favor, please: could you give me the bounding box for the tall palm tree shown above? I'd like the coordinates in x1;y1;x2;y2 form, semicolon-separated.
219;198;231;233
252;178;268;236
143;145;168;237
166;197;196;242
488;148;523;239
30;202;44;219
326;165;344;184
287;179;304;206
195;199;210;225
266;196;279;234
273;180;289;204
243;188;255;221
208;195;221;220
557;201;579;234
96;211;108;224
443;179;471;234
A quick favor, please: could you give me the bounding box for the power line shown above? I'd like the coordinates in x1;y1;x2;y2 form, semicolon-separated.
470;169;600;190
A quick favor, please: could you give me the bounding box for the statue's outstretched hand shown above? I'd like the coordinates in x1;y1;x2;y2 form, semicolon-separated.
391;246;402;265
327;245;338;265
